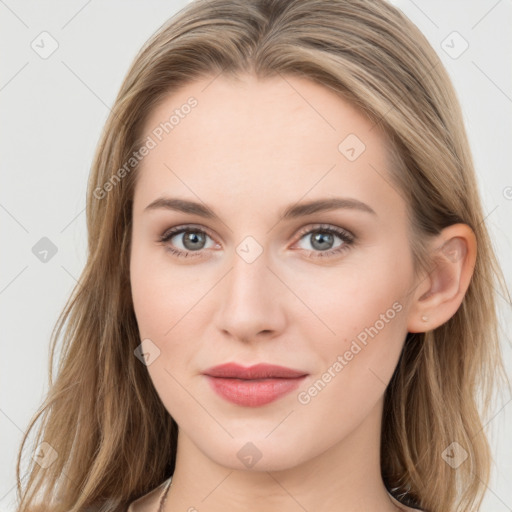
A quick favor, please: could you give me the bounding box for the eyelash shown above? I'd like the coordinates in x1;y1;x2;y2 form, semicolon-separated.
158;223;355;260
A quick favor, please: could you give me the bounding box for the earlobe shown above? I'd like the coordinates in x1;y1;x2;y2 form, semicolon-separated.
407;224;477;333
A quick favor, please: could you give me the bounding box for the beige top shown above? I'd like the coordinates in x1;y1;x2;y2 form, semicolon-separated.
126;477;424;512
126;477;172;512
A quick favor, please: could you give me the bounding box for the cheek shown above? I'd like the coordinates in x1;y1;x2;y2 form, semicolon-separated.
130;245;202;418
130;241;208;384
291;253;410;343
130;262;169;339
292;278;409;440
130;239;195;337
290;246;412;398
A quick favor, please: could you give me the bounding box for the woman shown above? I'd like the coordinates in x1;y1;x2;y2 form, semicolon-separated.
16;1;509;511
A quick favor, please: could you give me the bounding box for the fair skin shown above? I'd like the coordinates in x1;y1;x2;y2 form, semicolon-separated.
129;73;476;512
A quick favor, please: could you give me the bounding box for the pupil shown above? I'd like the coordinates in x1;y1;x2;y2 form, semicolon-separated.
312;232;333;250
184;231;205;250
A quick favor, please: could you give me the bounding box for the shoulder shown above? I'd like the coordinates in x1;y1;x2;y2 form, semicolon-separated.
127;477;172;512
387;492;426;512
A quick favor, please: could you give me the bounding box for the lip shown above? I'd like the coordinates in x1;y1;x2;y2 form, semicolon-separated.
203;363;308;407
203;362;308;379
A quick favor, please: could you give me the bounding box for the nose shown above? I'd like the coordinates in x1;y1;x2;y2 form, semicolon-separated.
213;247;287;344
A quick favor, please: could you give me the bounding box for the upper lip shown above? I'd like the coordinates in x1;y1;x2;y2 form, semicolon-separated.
203;363;308;379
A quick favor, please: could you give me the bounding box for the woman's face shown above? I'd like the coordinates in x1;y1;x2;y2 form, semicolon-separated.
130;73;418;471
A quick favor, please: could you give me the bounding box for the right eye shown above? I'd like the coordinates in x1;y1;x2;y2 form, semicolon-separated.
159;225;218;258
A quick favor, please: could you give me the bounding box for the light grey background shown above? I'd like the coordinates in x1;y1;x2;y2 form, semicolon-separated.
1;1;511;510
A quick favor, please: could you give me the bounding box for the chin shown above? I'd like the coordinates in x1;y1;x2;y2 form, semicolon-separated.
195;433;312;473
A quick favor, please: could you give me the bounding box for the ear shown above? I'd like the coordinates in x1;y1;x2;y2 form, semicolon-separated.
407;223;477;333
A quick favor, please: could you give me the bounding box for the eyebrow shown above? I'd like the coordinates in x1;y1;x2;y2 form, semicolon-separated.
143;196;376;219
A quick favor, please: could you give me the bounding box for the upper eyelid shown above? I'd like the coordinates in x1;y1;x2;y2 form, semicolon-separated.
295;223;353;239
161;223;216;241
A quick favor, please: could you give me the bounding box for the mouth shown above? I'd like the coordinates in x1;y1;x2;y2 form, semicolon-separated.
202;363;308;407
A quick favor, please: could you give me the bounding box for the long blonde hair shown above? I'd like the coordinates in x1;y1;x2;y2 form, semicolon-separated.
16;1;509;511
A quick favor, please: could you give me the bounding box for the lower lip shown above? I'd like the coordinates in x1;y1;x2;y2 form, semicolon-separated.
205;375;307;407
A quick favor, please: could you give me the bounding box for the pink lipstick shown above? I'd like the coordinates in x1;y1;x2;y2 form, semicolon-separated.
203;363;308;407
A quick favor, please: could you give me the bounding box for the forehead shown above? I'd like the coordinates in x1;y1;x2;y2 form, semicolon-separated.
133;73;404;221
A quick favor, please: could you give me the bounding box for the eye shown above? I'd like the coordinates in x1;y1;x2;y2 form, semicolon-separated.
158;223;355;260
293;224;355;258
158;225;217;259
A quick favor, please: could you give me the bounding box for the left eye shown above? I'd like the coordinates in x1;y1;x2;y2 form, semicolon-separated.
293;224;354;257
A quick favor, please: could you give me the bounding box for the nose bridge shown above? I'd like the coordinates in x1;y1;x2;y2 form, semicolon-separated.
214;242;285;340
225;244;274;310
